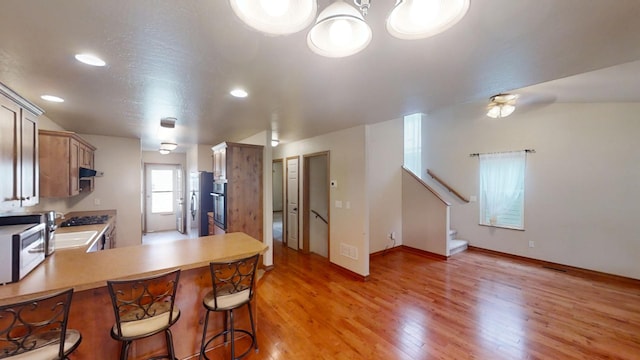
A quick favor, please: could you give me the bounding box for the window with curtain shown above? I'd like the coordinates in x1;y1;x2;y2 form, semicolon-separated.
479;151;526;229
404;113;423;176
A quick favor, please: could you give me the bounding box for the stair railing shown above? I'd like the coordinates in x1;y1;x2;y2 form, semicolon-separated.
311;209;328;224
426;169;470;203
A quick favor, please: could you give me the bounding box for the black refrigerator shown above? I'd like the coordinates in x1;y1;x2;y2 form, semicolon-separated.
190;171;213;237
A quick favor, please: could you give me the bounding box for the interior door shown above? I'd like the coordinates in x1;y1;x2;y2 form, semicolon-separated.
286;157;299;250
145;164;179;232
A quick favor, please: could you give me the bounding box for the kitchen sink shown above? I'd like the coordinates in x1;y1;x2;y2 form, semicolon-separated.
55;231;98;249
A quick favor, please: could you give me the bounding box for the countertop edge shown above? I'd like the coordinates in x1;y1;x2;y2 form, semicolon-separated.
0;232;267;305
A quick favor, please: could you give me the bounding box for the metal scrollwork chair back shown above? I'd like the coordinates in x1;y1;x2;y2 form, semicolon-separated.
0;288;81;359
107;269;181;360
200;253;260;360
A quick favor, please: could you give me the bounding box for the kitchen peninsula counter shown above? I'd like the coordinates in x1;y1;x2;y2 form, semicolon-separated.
0;232;268;358
0;232;267;303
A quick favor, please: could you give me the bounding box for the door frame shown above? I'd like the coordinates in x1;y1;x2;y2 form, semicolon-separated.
142;162;185;234
285;156;299;249
302;151;330;257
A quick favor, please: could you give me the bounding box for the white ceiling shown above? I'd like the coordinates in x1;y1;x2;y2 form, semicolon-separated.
1;1;640;151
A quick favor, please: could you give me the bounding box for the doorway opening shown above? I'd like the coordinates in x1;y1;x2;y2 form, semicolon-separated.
143;163;186;239
303;152;329;258
272;159;284;244
285;156;299;250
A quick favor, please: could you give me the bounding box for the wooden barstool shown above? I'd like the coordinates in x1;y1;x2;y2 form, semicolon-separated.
0;288;82;359
107;269;181;360
199;254;260;360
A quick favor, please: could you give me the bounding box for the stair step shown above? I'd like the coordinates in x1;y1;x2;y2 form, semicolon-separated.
449;239;468;256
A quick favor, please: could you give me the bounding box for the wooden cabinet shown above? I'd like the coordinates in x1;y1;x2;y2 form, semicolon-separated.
39;130;97;197
211;142;263;241
79;142;94;169
207;212;214;235
212;146;226;181
0;83;43;210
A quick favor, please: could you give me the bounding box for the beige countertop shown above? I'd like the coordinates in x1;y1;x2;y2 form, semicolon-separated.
0;232;268;305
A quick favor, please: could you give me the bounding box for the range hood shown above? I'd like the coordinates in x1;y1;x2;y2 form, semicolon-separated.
79;167;103;178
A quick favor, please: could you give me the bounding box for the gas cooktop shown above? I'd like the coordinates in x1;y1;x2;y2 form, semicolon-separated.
60;215;110;227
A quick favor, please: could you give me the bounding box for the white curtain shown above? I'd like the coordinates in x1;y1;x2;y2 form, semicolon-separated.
479;151;525;225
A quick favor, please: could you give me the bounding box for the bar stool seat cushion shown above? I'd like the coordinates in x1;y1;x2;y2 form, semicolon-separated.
112;308;180;338
204;289;250;310
7;329;81;360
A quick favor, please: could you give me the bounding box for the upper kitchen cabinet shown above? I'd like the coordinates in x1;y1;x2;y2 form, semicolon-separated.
212;144;226;181
39;130;97;197
0;83;44;210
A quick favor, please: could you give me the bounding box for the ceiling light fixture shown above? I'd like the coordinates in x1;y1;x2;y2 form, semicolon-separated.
486;93;518;118
230;0;470;58
229;0;317;35
159;149;171;155
271;139;280;147
230;88;249;98
41;95;65;103
307;0;372;57
74;53;106;67
160;142;178;151
386;0;470;40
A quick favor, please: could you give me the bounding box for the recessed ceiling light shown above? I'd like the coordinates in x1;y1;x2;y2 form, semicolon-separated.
75;53;106;67
41;95;65;103
230;88;248;98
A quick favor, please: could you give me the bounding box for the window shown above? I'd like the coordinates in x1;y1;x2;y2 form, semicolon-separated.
151;169;174;213
404;113;423;175
479;151;526;229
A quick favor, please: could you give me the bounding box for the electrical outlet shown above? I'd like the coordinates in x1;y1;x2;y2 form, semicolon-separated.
389;232;396;240
94;198;101;206
528;240;535;248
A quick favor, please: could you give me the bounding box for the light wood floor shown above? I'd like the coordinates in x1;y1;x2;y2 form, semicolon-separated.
200;242;640;360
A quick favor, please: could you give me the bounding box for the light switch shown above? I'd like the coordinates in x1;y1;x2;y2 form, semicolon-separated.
335;200;343;208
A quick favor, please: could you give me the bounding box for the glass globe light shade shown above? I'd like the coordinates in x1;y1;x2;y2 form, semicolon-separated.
229;0;317;35
307;0;372;58
386;0;470;40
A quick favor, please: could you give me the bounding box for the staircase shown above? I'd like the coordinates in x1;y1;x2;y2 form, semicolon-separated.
448;230;468;256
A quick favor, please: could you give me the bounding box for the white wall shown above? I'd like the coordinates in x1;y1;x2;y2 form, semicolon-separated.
274;125;369;276
402;171;450;256
367;118;404;253
423;102;640;279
